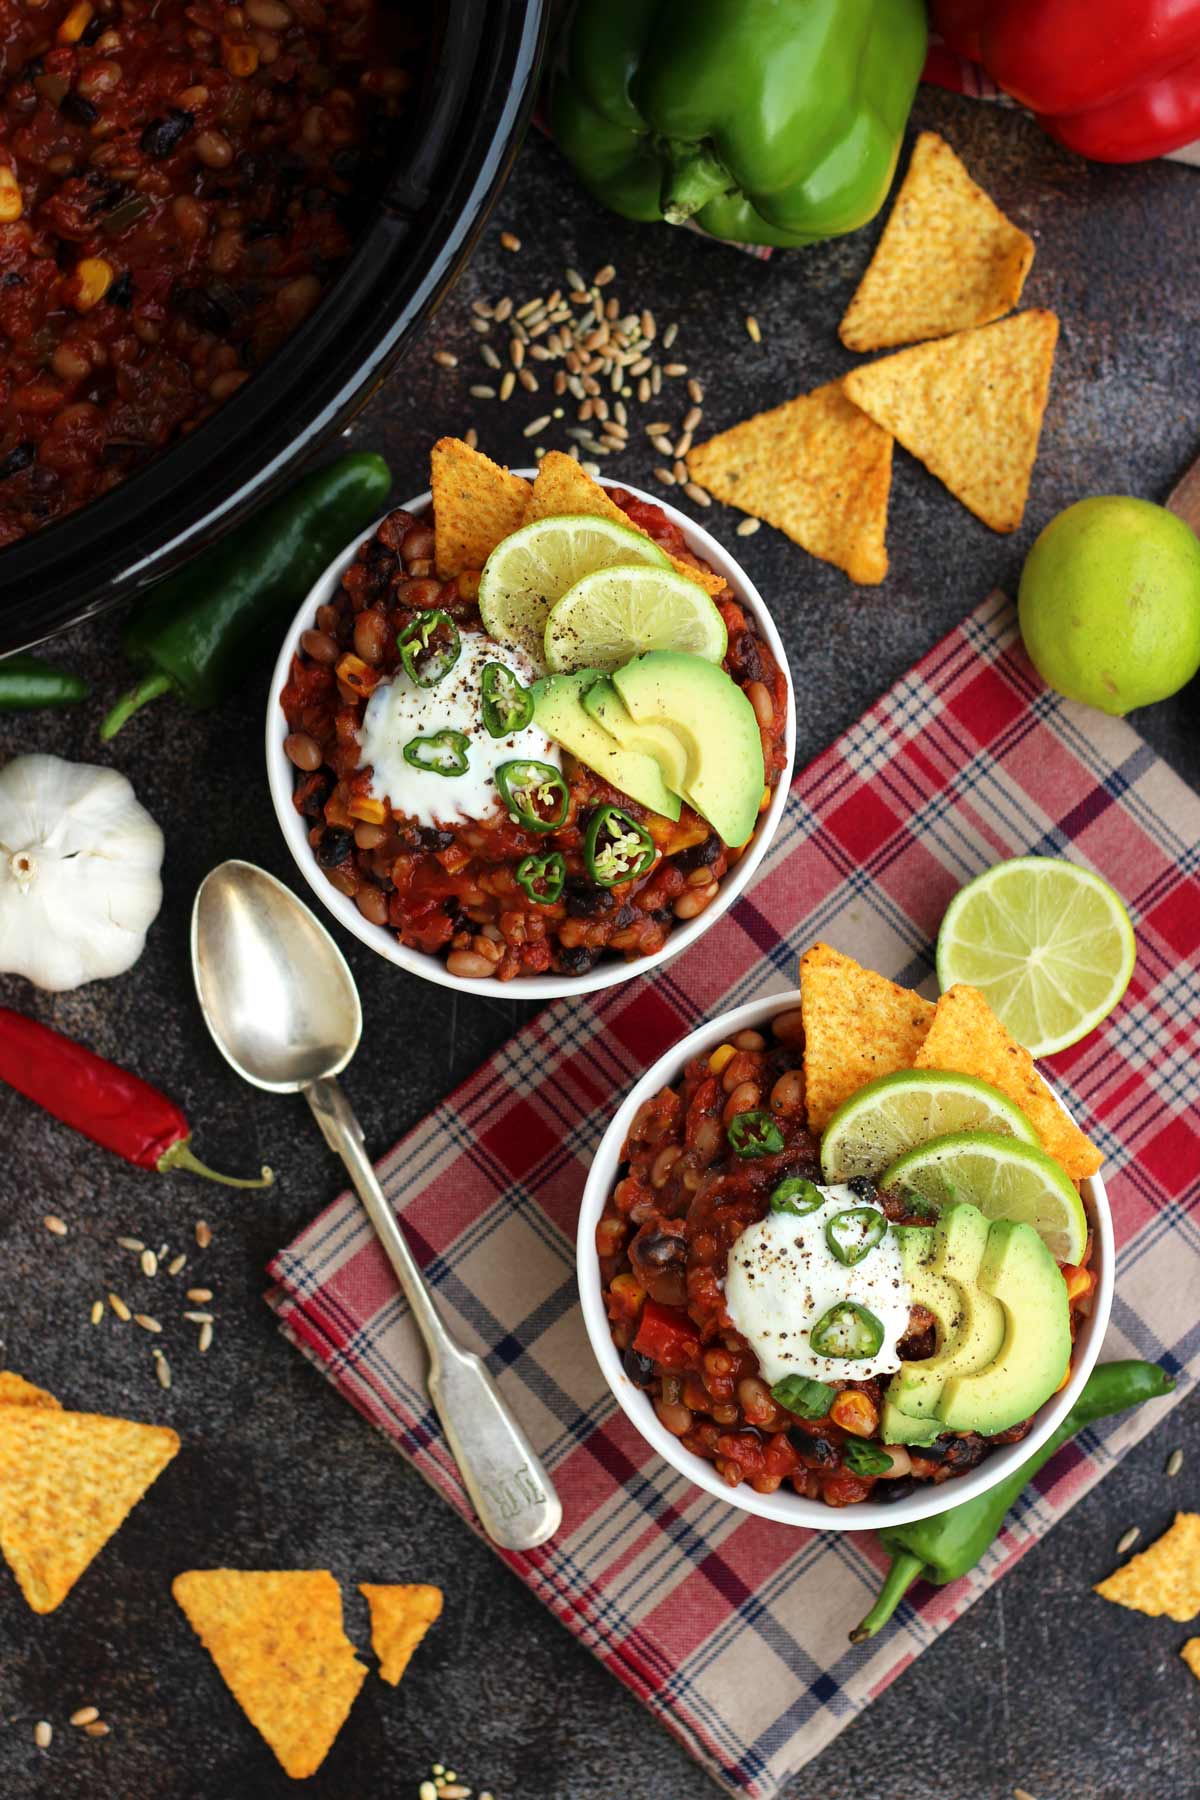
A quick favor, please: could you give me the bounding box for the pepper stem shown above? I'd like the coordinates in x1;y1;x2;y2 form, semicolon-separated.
848;1551;926;1644
99;670;174;742
157;1138;274;1189
659;141;732;225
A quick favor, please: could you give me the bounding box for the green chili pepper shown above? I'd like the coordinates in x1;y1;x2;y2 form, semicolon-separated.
402;729;471;776
843;1438;894;1478
584;803;656;886
515;851;566;906
810;1300;885;1360
771;1374;836;1419
826;1207;888;1267
496;759;570;832
99;452;391;739
399;610;461;688
0;654;88;712
481;662;534;736
850;1359;1176;1644
770;1176;823;1216
727;1110;785;1159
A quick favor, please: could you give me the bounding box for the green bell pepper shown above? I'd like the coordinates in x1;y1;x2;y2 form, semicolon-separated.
550;0;928;248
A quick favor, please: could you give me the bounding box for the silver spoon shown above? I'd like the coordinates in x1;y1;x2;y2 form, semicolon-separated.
190;858;562;1553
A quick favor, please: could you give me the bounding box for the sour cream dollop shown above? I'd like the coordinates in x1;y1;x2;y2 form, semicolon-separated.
723;1183;911;1384
358;630;559;829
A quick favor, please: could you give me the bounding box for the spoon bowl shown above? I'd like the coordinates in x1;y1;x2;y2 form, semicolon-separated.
192;859;361;1092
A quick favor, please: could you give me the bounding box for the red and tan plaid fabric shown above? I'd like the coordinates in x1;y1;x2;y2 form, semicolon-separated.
266;591;1199;1798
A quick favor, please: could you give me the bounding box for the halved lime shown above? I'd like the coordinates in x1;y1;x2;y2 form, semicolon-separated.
820;1070;1038;1182
936;856;1136;1057
880;1131;1088;1263
543;564;728;674
478;514;670;668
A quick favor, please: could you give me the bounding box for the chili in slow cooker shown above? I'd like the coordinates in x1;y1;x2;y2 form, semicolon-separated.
0;0;417;546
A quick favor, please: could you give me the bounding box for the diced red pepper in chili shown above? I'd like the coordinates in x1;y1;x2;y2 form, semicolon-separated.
633;1299;701;1371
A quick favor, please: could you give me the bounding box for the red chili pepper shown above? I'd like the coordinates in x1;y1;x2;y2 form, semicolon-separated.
633;1298;701;1370
0;1008;272;1188
933;0;1200;161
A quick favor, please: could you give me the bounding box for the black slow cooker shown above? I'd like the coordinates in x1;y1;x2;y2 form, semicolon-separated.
0;0;548;654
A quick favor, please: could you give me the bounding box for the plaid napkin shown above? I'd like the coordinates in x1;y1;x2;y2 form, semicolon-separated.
266;591;1198;1799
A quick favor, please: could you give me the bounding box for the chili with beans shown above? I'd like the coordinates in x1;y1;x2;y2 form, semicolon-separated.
0;0;417;545
280;490;790;980
597;1014;1097;1508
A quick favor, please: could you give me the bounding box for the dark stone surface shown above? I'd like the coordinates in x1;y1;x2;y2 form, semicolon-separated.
1;89;1198;1800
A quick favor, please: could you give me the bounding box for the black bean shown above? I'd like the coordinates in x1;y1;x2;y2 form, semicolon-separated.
674;834;721;873
418;827;455;851
80;11;105;43
630;1230;687;1275
174;284;231;334
873;1475;917;1505
565;881;615;919
0;442;35;481
613;902;637;928
730;628;764;684
792;1430;839;1469
558;944;597;976
60;91;99;125
847;1175;879;1204
622;1346;656;1390
107;270;132;308
294;772;330;819
316;826;354;869
139;109;193;157
1;272;25;288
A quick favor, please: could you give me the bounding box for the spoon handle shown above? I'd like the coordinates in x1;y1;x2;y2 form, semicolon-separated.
305;1077;562;1554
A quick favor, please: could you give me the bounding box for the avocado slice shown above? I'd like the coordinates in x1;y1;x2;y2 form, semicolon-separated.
611;652;765;847
880;1395;945;1449
583;678;692;795
891;1207;1005;1420
938;1219;1071;1437
532;671;681;821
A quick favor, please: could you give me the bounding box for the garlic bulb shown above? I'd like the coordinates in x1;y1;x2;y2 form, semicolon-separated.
0;754;164;991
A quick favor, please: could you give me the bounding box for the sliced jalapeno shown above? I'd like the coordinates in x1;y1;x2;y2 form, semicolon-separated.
770;1374;836;1420
727;1110;785;1159
402;728;470;776
398;610;461;687
496;759;569;832
770;1176;823;1215
515;851;566;906
842;1438;894;1477
480;661;533;737
584;803;655;886
825;1206;888;1267
809;1300;885;1361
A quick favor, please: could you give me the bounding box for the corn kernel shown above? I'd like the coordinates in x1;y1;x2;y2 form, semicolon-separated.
348;795;387;826
0;167;23;223
456;570;480;602
57;1;94;42
335;652;376;696
708;1044;736;1075
71;257;113;312
1062;1264;1094;1305
830;1390;878;1437
222;36;260;76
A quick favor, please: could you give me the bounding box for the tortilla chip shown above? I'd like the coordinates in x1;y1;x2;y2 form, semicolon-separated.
686;384;893;585
840;132;1035;353
842;311;1059;533
0;1409;179;1613
430;438;531;580
800;944;935;1131
1095;1513;1200;1622
0;1372;60;1409
914;984;1101;1180
174;1570;366;1779
359;1582;443;1685
1181;1638;1200;1683
530;451;726;597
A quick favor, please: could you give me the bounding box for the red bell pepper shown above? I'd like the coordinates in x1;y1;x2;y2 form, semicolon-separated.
933;0;1200;161
633;1299;701;1371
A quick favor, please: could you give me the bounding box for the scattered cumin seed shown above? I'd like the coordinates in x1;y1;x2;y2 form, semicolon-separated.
1116;1526;1140;1555
649;435;674;458
565;266;584;291
134;1313;162;1334
745;314;762;343
479;343;500;370
509;337;525;369
522;414;551;438
582;461;601;476
153;1351;171;1389
469;316;490;334
663;362;688;377
84;1720;111;1737
470;299;492;319
420;1784;438;1800
468;384;495;400
499;370;515;401
186;1287;214;1303
184;1311;215;1325
499;230;521;252
199;1321;214;1354
432;350;457;369
117;1236;145;1252
167;1253;187;1277
593;263;615;285
1013;1790;1037;1800
661;321;678;349
1166;1447;1184;1477
684;481;712;507
683;406;702;434
672;459;688;483
653;468;676;486
108;1292;131;1322
492;295;513;322
675;431;693;458
141;1248;158;1278
43;1214;68;1237
91;1299;104;1326
518;367;538;392
640;308;656;340
195;1220;212;1249
34;1721;51;1749
70;1706;100;1728
643;420;670;435
736;516;762;537
687;378;704;404
464;427;478;450
440;1788;471;1798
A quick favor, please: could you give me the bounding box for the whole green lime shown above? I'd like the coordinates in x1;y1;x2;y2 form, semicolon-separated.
1018;496;1200;715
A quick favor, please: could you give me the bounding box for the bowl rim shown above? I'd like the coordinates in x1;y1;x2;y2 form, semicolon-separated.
265;474;796;1000
576;989;1115;1532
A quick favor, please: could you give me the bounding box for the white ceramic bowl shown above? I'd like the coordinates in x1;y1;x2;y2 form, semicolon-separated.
266;477;795;999
577;991;1114;1531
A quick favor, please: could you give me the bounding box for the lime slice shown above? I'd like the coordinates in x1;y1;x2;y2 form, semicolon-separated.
880;1131;1088;1263
936;856;1136;1057
820;1070;1038;1182
478;514;670;668
543;564;728;674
